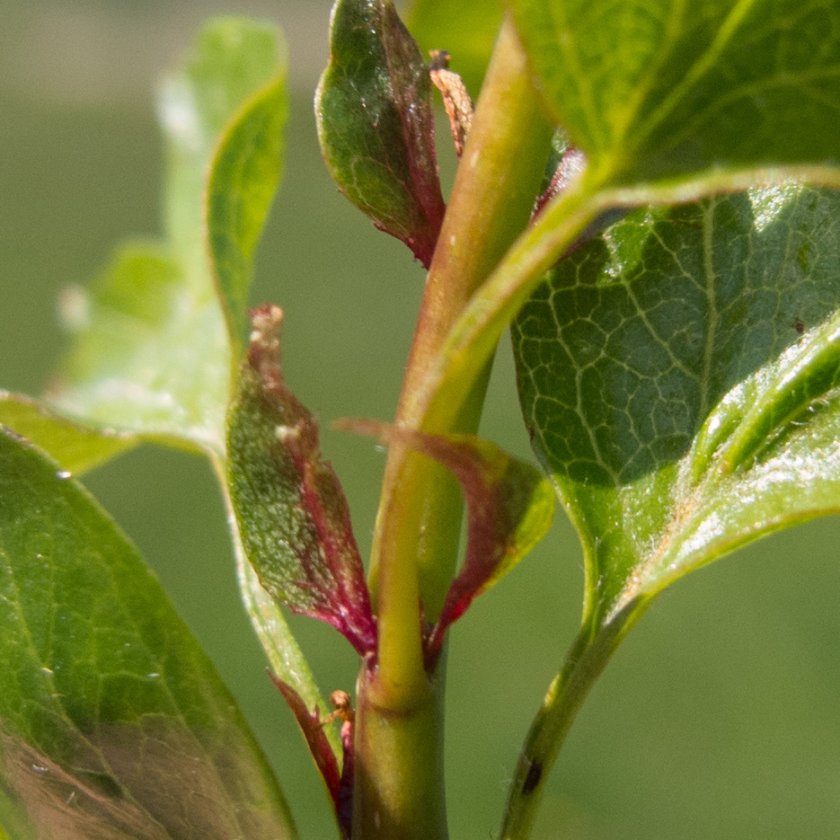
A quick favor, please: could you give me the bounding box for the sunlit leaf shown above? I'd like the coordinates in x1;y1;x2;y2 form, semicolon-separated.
227;306;377;657
513;185;840;621
0;429;294;838
511;0;840;185
0;392;134;475
49;19;287;454
317;0;446;267
207;39;288;353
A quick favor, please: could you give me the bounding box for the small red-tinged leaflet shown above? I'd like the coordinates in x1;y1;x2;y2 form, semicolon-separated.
271;677;353;838
341;419;555;668
227;306;377;658
316;0;446;268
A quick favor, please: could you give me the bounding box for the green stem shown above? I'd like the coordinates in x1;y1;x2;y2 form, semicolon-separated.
500;600;650;839
353;15;553;839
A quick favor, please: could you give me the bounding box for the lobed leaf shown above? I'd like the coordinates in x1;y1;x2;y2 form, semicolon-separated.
316;0;446;267
0;392;134;475
0;429;294;838
512;185;840;621
227;306;377;657
510;0;840;186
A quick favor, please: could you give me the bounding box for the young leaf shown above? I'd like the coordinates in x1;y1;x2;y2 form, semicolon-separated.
316;0;446;267
0;429;294;838
50;19;287;454
227;306;377;657
0;392;134;475
510;0;840;186
343;420;555;667
513;185;840;622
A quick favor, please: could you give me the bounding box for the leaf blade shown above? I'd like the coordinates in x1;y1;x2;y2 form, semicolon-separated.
226;307;376;658
316;0;446;267
50;19;288;454
0;392;134;475
0;429;295;839
512;186;840;618
510;0;840;185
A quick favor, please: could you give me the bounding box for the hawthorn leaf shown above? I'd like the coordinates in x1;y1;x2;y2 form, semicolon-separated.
512;185;840;623
0;428;294;839
406;0;504;94
49;19;287;454
316;0;446;267
0;392;134;475
510;0;840;186
343;420;554;667
227;306;377;657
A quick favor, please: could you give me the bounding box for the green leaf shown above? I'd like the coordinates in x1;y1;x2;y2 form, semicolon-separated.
317;0;446;267
512;185;840;621
510;0;840;185
206;36;288;354
0;428;294;839
160;17;286;265
50;19;287;454
0;392;134;475
50;242;229;451
406;0;504;93
227;307;376;657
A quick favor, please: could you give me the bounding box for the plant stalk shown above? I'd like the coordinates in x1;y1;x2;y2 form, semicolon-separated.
353;14;553;839
500;601;650;839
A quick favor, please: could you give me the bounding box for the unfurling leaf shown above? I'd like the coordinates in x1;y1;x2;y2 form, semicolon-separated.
513;185;840;622
343;420;554;667
0;429;293;839
227;306;377;657
316;0;446;267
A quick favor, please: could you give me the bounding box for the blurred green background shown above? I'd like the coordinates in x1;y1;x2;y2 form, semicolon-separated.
2;2;840;837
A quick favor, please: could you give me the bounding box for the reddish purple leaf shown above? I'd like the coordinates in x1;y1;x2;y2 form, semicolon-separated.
227;306;377;657
341;420;554;669
316;0;446;267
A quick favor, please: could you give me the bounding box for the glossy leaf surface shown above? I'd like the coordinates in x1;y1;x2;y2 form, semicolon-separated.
50;19;287;453
513;185;840;621
0;392;134;475
227;307;376;657
511;0;840;185
317;0;446;267
0;429;294;839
